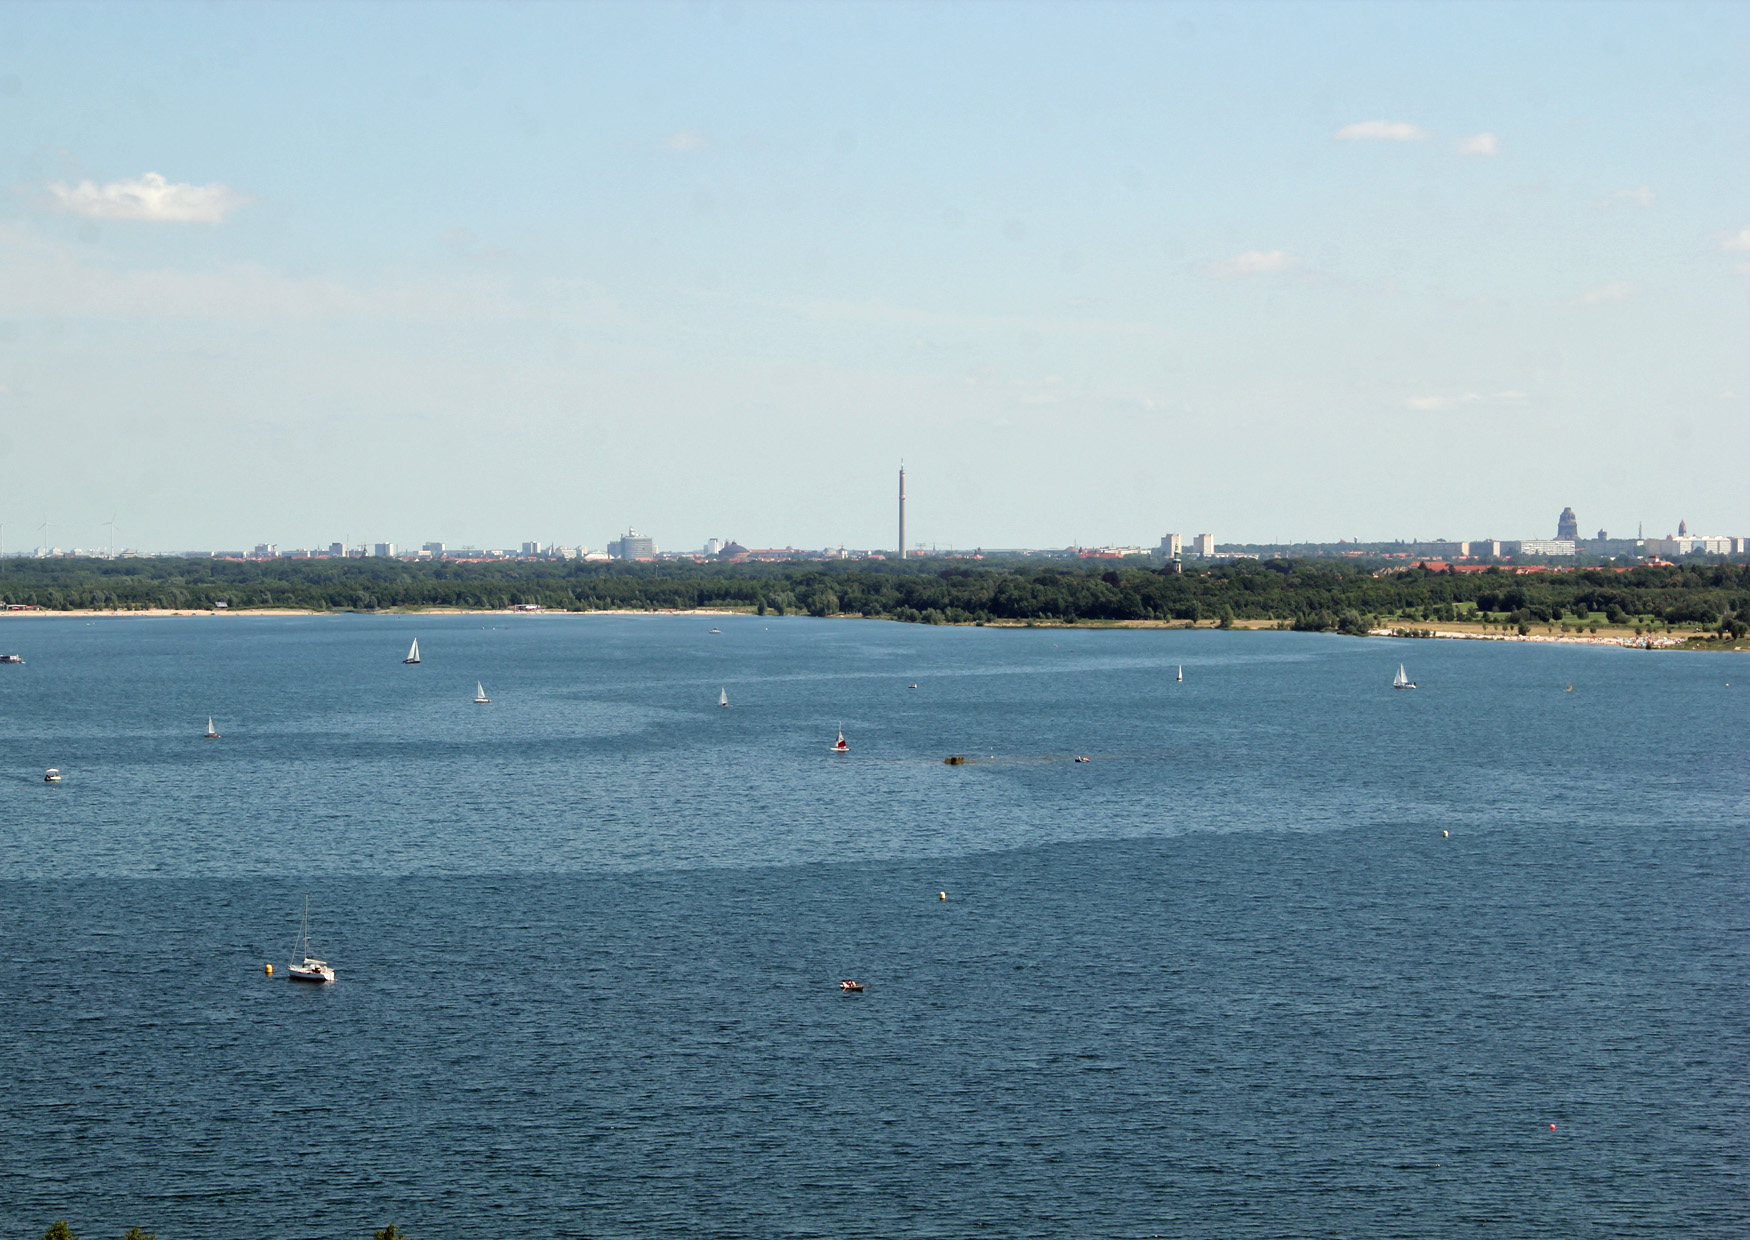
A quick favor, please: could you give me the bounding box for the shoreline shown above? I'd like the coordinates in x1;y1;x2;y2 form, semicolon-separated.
0;607;745;619
0;608;1739;650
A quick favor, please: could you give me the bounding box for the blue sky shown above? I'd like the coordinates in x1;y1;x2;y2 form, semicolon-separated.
1;1;1746;553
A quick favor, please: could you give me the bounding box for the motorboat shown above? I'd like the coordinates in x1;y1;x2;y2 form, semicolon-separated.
840;980;864;993
43;768;61;783
1074;755;1091;763
0;654;23;664
288;895;335;984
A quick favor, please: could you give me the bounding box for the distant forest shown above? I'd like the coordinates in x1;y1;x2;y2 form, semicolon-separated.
1;557;1747;636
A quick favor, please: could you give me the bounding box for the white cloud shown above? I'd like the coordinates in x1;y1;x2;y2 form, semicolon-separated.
1405;390;1525;412
1457;132;1498;156
1212;249;1298;276
1567;281;1634;306
42;171;247;223
1721;227;1750;252
662;129;709;152
1610;186;1655;207
1335;121;1429;142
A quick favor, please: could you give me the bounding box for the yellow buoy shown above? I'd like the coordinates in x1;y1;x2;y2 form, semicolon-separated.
264;963;273;976
938;891;947;901
1442;830;1449;838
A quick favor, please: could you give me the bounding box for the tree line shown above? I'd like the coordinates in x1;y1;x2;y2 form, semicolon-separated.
0;556;1746;635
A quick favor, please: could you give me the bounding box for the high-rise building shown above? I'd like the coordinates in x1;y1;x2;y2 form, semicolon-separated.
609;528;656;559
704;538;724;557
328;542;345;557
1159;534;1182;559
252;543;276;558
423;542;446;556
521;541;542;556
1556;507;1578;540
898;466;908;560
373;543;396;558
1193;533;1215;558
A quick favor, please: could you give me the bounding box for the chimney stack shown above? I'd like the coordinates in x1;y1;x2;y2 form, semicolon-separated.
898;465;907;560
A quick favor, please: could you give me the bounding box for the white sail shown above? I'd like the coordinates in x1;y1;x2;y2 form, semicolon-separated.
474;681;489;703
1177;665;1183;682
404;637;420;664
719;687;729;707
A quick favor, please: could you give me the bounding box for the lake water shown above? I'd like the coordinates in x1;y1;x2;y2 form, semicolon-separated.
1;616;1744;1238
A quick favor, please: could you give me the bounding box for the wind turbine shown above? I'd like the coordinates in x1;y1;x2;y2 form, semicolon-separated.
103;512;118;558
37;517;48;557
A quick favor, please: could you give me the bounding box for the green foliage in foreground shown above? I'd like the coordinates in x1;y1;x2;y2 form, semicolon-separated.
1;556;1747;635
34;1225;153;1240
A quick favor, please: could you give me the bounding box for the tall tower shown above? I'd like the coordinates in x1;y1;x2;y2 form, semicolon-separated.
898;465;907;560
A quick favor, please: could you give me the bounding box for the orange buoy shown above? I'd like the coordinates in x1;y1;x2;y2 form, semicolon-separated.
265;963;273;976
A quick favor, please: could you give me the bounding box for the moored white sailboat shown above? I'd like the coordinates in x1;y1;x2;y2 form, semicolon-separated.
403;638;421;664
288;894;335;984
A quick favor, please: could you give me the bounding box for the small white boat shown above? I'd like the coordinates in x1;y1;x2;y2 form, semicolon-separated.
43;767;61;783
287;894;335;984
0;654;24;664
1393;664;1417;690
708;628;721;634
403;637;421;665
719;687;729;708
840;979;864;993
473;681;490;704
830;728;849;753
204;717;221;739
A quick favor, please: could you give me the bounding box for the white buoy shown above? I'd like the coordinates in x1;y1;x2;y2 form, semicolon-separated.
938;891;947;901
1442;830;1449;839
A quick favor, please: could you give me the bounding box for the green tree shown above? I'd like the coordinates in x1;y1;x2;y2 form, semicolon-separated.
1218;607;1235;629
40;1223;76;1240
374;1226;406;1240
120;1229;155;1240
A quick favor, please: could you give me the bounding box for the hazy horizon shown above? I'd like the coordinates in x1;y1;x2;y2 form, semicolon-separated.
2;1;1746;553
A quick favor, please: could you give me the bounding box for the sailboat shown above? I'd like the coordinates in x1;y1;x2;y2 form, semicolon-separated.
1393;664;1417;690
204;716;221;739
473;681;490;704
403;638;421;664
1177;665;1183;683
719;687;729;708
830;727;849;753
287;894;335;984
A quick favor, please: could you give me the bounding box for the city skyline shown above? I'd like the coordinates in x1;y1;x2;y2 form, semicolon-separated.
1;2;1746;550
